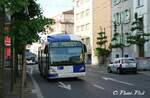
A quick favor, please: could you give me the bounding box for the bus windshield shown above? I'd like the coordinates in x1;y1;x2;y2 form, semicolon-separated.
49;42;84;66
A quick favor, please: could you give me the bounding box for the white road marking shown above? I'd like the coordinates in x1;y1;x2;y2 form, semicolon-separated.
29;73;44;98
58;82;71;90
93;84;105;90
102;77;135;86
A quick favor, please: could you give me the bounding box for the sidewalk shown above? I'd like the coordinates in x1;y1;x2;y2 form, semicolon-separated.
4;68;37;98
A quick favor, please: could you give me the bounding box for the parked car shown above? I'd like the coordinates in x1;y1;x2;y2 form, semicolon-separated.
25;52;38;65
107;57;137;74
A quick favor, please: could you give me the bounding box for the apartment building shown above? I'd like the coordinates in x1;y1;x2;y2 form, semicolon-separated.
133;0;150;57
74;0;93;64
74;0;112;64
46;10;74;34
111;0;135;59
92;0;112;64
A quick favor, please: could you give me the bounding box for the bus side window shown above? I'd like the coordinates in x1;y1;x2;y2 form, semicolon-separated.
83;44;87;53
44;45;48;54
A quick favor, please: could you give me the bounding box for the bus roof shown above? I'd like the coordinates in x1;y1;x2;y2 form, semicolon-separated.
47;34;82;42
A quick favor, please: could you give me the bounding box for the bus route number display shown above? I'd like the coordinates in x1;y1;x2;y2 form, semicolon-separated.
51;41;82;47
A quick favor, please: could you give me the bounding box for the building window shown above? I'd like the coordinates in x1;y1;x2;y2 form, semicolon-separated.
85;9;90;16
76;1;79;7
124;54;128;57
121;9;130;23
116;54;119;58
124;9;130;23
85;0;90;2
136;0;144;7
114;13;121;25
76;26;80;31
114;10;130;25
81;11;84;18
113;0;121;5
122;0;127;2
85;23;90;30
76;14;79;20
81;25;84;31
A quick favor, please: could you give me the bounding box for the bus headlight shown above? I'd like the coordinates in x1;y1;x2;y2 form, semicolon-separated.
79;66;85;71
49;68;57;73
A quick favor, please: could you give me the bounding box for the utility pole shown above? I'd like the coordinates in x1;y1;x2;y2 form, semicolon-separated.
0;6;5;98
121;22;124;58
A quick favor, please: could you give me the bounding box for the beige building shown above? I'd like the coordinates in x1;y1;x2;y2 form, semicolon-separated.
73;0;112;64
46;10;74;34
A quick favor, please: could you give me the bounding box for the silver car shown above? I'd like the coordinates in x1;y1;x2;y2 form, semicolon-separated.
107;58;137;74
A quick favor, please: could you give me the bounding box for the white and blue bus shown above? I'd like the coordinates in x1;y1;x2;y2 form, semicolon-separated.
38;34;87;79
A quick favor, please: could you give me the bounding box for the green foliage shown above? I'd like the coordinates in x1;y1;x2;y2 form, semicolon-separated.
1;0;54;53
95;31;110;57
111;22;131;49
0;0;28;14
95;48;110;57
127;14;150;57
128;14;150;45
96;31;107;47
127;35;149;45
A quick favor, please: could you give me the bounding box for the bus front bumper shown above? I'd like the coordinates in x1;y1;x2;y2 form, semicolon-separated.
47;72;86;79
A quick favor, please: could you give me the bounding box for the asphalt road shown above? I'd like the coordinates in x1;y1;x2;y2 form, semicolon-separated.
27;64;150;98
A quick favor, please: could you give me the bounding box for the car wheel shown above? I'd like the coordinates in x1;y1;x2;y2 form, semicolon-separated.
107;67;112;73
133;70;137;74
117;68;121;74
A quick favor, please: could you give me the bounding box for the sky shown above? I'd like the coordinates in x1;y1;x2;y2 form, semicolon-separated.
37;0;73;18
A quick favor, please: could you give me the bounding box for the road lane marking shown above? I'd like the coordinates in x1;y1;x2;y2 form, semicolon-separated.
102;77;135;86
29;73;44;98
93;84;105;90
58;82;71;90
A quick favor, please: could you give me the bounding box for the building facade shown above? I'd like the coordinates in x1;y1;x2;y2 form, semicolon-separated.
133;0;150;57
73;0;112;64
74;0;93;64
46;10;74;34
92;0;112;64
111;0;135;59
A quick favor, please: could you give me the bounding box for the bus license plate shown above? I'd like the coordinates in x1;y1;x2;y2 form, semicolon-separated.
57;66;64;70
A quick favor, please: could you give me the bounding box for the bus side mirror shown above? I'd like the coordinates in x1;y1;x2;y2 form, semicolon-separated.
83;44;87;53
44;45;48;54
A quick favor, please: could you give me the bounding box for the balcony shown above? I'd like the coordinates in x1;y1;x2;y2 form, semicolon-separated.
59;19;74;24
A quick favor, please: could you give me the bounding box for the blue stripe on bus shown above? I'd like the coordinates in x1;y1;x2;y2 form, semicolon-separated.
48;74;58;78
73;65;85;73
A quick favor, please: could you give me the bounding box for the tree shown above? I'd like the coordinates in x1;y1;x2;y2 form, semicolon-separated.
95;28;111;64
0;0;54;98
111;21;131;57
127;13;150;57
10;1;53;98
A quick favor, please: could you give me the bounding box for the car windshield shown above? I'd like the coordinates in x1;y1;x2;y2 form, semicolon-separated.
123;59;135;63
49;47;84;65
